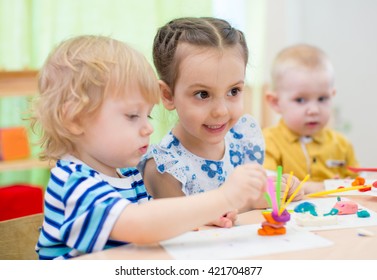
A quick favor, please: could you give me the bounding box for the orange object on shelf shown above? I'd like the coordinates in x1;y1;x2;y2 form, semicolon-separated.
0;127;30;161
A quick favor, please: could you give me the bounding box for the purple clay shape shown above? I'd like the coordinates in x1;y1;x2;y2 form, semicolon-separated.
271;209;291;223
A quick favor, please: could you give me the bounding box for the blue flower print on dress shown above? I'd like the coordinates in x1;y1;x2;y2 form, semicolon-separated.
158;164;165;172
146;114;264;196
246;145;264;164
201;160;223;178
230;150;242;167
230;128;243;139
167;136;180;149
218;175;225;184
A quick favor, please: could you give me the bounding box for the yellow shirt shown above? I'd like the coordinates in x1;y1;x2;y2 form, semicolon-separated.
263;119;358;181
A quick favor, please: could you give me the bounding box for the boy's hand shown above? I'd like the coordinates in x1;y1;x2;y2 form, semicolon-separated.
206;210;238;228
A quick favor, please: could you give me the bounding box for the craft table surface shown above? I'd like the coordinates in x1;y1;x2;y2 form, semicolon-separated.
75;195;377;260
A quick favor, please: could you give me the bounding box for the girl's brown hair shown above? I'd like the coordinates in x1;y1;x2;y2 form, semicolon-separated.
153;17;248;91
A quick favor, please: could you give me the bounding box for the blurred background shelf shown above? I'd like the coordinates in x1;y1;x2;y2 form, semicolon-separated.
0;70;39;97
0;158;51;172
0;70;49;174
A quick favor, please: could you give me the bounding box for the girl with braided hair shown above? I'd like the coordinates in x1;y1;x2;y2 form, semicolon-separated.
139;17;304;228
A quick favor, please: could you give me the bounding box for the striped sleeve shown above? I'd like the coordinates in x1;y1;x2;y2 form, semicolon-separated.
37;161;131;259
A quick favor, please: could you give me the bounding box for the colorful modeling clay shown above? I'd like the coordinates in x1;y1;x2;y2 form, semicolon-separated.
352;176;365;186
258;167;310;236
294;202;317;216
358;186;372;192
357;210;370;218
293;201;338;227
333;200;358;215
272;209;291;223
258;211;289;236
349;176;372;192
324;208;339;216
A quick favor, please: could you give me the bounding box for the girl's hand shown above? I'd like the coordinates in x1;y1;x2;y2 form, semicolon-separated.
283;174;305;201
222;163;267;210
269;174;305;202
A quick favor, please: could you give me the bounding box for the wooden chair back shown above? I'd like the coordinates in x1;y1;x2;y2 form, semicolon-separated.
0;213;43;260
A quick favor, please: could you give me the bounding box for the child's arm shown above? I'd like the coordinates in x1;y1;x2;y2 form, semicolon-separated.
144;158;238;228
110;163;267;244
143;158;185;198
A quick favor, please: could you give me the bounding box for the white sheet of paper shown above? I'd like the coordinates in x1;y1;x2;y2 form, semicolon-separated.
324;179;377;196
287;197;377;231
160;224;332;260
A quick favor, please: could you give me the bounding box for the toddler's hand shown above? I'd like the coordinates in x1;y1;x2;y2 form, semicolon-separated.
221;163;267;210
206;210;238;228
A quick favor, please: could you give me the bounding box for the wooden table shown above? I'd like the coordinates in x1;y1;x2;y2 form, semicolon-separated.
76;195;377;260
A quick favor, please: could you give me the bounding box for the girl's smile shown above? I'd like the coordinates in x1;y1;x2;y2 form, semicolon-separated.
203;123;227;133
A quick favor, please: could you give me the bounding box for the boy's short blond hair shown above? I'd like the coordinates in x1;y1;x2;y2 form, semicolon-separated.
31;35;160;161
271;44;334;90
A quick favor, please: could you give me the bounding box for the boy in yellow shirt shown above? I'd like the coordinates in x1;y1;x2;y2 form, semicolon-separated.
263;44;358;194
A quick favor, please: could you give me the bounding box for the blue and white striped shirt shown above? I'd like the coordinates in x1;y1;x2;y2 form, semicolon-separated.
36;155;150;260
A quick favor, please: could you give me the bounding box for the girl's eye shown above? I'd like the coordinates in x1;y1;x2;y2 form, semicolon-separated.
227;87;241;97
194;91;209;100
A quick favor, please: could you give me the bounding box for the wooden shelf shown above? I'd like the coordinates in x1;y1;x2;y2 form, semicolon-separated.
0;70;39;97
0;70;50;173
0;158;51;172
